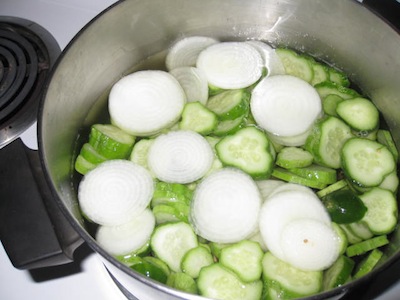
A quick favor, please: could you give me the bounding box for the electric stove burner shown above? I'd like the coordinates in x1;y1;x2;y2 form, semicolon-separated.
0;17;60;148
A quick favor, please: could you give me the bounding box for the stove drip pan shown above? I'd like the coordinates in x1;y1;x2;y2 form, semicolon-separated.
0;17;60;148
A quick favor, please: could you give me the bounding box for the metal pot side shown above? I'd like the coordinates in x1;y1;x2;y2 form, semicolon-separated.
39;0;400;299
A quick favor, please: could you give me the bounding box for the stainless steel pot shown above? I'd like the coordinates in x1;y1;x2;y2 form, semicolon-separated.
38;0;400;299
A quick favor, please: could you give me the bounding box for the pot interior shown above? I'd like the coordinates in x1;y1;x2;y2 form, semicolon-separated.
39;0;400;298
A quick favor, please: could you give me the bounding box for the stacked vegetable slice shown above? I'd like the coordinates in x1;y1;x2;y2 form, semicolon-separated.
73;36;399;300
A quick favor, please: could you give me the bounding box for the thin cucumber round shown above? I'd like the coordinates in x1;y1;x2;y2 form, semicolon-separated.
262;252;323;297
305;116;353;169
150;222;198;273
359;187;398;235
275;147;314;169
275;48;314;83
197;263;263;300
181;246;214;279
336;97;379;132
215;126;274;179
219;240;264;282
206;89;250;121
89;124;135;159
179;101;218;135
341;138;396;187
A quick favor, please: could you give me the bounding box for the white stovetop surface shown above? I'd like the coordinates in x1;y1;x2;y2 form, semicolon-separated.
1;1;128;299
1;0;400;299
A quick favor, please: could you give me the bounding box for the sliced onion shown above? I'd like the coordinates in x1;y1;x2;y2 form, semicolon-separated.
169;67;209;105
251;75;322;137
166;36;219;71
280;218;340;271
78;160;154;226
246;40;286;76
196;42;264;89
109;70;186;136
190;168;262;243
148;130;214;184
96;208;155;256
259;187;331;261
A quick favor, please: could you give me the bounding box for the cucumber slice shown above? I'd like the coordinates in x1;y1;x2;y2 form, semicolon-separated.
181;246;214;279
311;62;330;86
275;48;314;83
276;147;313;169
322;189;367;224
305;116;353;169
219;240;264;282
353;249;383;279
262;252;323;297
215;127;274;179
89;124;135;159
339;224;363;244
197;263;263;300
322;94;345;116
206;89;250;121
346;235;389;257
316;179;348;198
151;181;193;207
347;221;374;240
150;222;198;272
179;101;218;135
80;143;107;164
166;272;198;294
336;97;380;132
331;222;348;255
289;164;337;185
322;255;354;290
328;67;350;87
377;129;399;162
129;138;154;173
314;81;359;101
212;113;247;136
359;187;398;235
272;167;327;189
74;154;96;175
379;171;399;193
341;138;396;187
130;257;169;284
152;202;189;224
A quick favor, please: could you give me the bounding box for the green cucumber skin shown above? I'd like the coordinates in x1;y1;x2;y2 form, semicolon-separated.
341;138;396;188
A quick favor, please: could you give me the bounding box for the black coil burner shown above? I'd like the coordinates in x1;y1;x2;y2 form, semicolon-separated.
0;17;60;148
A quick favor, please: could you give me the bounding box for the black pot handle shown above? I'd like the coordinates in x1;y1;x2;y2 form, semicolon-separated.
0;138;83;269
